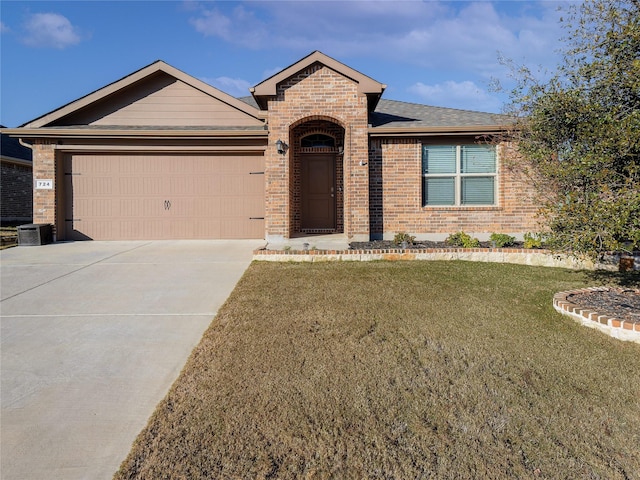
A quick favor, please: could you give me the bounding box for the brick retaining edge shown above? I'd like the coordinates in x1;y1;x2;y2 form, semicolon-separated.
553;287;640;343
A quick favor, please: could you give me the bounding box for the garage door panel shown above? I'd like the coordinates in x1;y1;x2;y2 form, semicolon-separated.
192;198;221;217
65;153;264;240
220;218;261;239
192;176;220;195
119;176;164;196
193;220;221;238
73;220;121;241
245;174;265;195
74;199;114;217
119;198;163;217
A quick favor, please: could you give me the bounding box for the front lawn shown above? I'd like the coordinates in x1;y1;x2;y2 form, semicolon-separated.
115;261;639;479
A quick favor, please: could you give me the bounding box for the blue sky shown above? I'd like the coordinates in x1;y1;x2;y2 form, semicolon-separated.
1;1;573;127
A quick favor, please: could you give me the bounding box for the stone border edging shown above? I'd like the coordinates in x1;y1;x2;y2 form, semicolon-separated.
553;287;640;343
253;248;610;270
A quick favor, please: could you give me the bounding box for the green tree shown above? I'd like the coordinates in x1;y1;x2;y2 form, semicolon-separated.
502;0;640;259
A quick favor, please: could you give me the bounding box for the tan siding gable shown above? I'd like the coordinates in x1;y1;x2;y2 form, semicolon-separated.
58;73;263;128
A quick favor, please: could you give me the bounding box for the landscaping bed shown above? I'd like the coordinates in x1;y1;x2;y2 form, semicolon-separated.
568;288;640;323
350;240;527;250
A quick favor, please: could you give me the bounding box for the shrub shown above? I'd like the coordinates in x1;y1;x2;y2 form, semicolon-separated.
446;231;480;248
393;232;416;246
490;233;516;248
523;232;544;249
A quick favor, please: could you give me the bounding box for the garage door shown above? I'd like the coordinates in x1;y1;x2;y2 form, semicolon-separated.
64;153;264;240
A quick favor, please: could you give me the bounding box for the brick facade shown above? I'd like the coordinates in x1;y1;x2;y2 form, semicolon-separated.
264;63;370;241
18;53;542;242
374;137;539;240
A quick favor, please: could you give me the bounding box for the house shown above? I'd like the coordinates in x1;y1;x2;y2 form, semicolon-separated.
5;51;538;242
1;128;33;224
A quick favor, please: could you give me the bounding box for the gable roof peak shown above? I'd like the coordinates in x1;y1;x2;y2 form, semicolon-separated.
251;50;385;111
22;60;262;128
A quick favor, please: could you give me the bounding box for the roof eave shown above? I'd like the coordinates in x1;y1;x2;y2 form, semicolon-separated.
1;155;32;166
3;127;269;140
368;125;509;137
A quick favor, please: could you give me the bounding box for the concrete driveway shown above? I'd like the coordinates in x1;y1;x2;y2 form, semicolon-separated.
0;240;262;480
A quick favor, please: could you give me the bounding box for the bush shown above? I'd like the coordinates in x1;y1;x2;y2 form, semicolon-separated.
446;231;480;248
523;232;544;249
490;233;516;248
393;232;416;246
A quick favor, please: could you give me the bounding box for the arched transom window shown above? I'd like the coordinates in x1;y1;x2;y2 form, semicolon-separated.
301;134;335;148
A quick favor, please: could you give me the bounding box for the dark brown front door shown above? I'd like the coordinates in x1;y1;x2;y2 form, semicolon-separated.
301;154;336;230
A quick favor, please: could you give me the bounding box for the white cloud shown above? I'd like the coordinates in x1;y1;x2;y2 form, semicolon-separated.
1;21;9;34
190;4;268;47
188;1;446;55
187;1;567;82
22;13;81;49
203;76;252;97
409;80;503;113
191;8;232;39
185;0;574;112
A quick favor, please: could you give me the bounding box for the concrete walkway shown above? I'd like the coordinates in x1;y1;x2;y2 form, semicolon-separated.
0;240;263;480
264;233;350;251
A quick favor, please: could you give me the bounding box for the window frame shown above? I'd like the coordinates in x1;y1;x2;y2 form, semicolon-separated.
422;144;498;207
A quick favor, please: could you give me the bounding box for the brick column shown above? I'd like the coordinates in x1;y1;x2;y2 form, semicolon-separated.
32;140;57;230
344;123;370;241
264;125;290;242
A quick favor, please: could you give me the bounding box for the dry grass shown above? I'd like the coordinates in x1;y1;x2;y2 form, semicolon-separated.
0;226;18;237
115;261;640;480
0;226;18;249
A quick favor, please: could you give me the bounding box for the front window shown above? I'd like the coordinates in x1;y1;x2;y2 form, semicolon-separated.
422;144;496;206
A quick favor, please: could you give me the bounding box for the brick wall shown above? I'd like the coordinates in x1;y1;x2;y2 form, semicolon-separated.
265;63;370;240
0;160;33;221
375;137;540;240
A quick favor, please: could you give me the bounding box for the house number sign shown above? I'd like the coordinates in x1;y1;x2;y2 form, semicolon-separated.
35;179;53;189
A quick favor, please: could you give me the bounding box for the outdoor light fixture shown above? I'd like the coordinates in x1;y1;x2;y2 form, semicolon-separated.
276;139;287;155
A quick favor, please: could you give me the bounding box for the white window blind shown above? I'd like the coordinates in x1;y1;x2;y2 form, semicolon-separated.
422;146;456;174
423;177;456;205
461;145;496;173
461;177;495;204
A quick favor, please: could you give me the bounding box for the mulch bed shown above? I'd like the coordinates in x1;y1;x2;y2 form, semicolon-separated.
568;288;640;324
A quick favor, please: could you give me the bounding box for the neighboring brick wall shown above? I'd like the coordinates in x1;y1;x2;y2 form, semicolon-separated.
376;138;540;239
0;160;33;221
265;63;370;240
31;141;57;230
